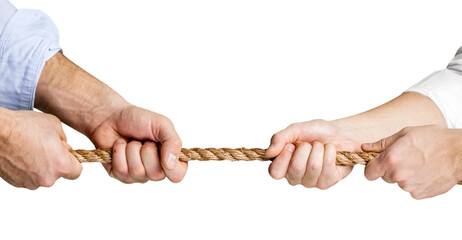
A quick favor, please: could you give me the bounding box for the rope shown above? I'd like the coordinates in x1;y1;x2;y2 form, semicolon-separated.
71;148;379;166
71;148;462;185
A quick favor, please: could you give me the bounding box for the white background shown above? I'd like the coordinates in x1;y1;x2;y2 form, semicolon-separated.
2;0;462;239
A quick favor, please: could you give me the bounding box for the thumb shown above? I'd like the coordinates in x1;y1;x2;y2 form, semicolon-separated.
361;132;401;153
61;141;83;180
266;124;301;158
155;118;182;170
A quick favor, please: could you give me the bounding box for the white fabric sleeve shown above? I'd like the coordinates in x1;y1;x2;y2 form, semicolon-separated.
406;47;462;128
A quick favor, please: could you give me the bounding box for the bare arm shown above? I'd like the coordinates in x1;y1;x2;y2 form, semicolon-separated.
35;52;187;183
34;52;128;137
266;91;447;190
332;92;447;144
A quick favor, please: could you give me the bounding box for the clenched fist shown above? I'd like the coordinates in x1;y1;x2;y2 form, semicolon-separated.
362;125;462;199
0;108;82;189
266;120;360;189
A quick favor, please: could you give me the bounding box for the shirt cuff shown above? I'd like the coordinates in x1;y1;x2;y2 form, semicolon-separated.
0;9;61;110
405;69;462;128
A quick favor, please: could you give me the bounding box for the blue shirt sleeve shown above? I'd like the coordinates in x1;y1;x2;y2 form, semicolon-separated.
0;0;16;33
0;9;61;110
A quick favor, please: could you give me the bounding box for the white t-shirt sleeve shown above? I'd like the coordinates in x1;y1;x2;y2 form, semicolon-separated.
406;47;462;128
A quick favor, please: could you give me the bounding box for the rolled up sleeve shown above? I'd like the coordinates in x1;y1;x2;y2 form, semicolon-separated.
0;9;61;110
406;47;462;128
0;0;16;33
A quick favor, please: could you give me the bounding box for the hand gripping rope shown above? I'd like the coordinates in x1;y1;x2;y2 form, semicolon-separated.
72;148;378;165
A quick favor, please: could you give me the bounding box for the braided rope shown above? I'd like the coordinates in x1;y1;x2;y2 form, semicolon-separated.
71;148;379;166
71;148;462;185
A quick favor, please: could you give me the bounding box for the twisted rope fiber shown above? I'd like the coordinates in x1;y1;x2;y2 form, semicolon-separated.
71;148;462;185
71;148;379;166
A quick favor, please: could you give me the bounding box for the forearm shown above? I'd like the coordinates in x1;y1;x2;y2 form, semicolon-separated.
35;52;130;137
332;92;447;144
0;107;13;142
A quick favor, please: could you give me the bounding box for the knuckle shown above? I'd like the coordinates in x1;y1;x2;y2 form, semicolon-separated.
160;114;173;126
288;122;300;129
390;172;405;182
108;168;128;183
324;143;335;150
289;163;305;175
286;178;299;186
308;119;324;128
147;171;165;181
129;167;146;180
36;176;56;188
270;133;279;143
118;178;135;184
269;134;282;147
54;158;70;176
46;114;62;127
364;167;377;181
46;113;59;122
143;141;158;151
127;140;142;148
268;166;284;180
153;114;173;130
296;142;309;149
410;192;424;200
24;182;39;190
111;170;134;184
112;164;129;178
384;154;399;167
399;184;412;192
312;141;323;150
365;174;375;181
301;180;315;188
27;185;39;190
316;182;332;190
114;139;126;147
307;161;321;173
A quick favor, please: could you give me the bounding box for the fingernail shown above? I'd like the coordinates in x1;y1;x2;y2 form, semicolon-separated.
287;145;295;153
166;153;177;169
362;143;371;148
115;139;125;144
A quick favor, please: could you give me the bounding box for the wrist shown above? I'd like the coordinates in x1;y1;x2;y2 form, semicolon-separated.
453;129;462;182
0;107;15;143
35;52;131;137
330;118;368;144
84;99;131;138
